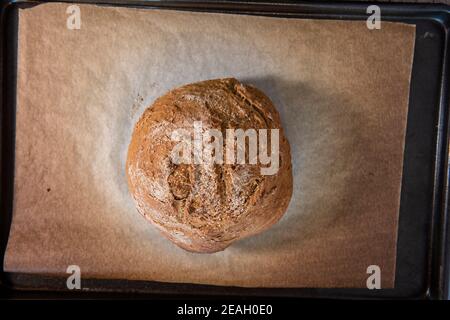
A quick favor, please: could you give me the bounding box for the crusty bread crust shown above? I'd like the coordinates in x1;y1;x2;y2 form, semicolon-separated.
126;78;293;253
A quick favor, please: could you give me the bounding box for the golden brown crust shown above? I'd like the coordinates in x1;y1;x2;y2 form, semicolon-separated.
126;78;293;253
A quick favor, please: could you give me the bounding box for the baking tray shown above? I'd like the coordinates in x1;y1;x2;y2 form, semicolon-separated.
0;0;449;299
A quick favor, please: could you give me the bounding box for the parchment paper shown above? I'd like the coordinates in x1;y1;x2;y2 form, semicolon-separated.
4;2;416;288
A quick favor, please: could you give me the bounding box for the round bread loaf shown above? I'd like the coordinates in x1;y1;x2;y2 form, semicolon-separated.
126;78;292;253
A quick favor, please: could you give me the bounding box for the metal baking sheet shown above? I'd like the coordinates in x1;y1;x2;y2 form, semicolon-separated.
0;0;449;299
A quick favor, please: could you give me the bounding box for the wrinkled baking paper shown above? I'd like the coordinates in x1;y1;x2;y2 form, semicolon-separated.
4;2;415;288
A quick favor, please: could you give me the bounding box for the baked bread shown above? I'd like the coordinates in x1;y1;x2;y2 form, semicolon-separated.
126;78;292;253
